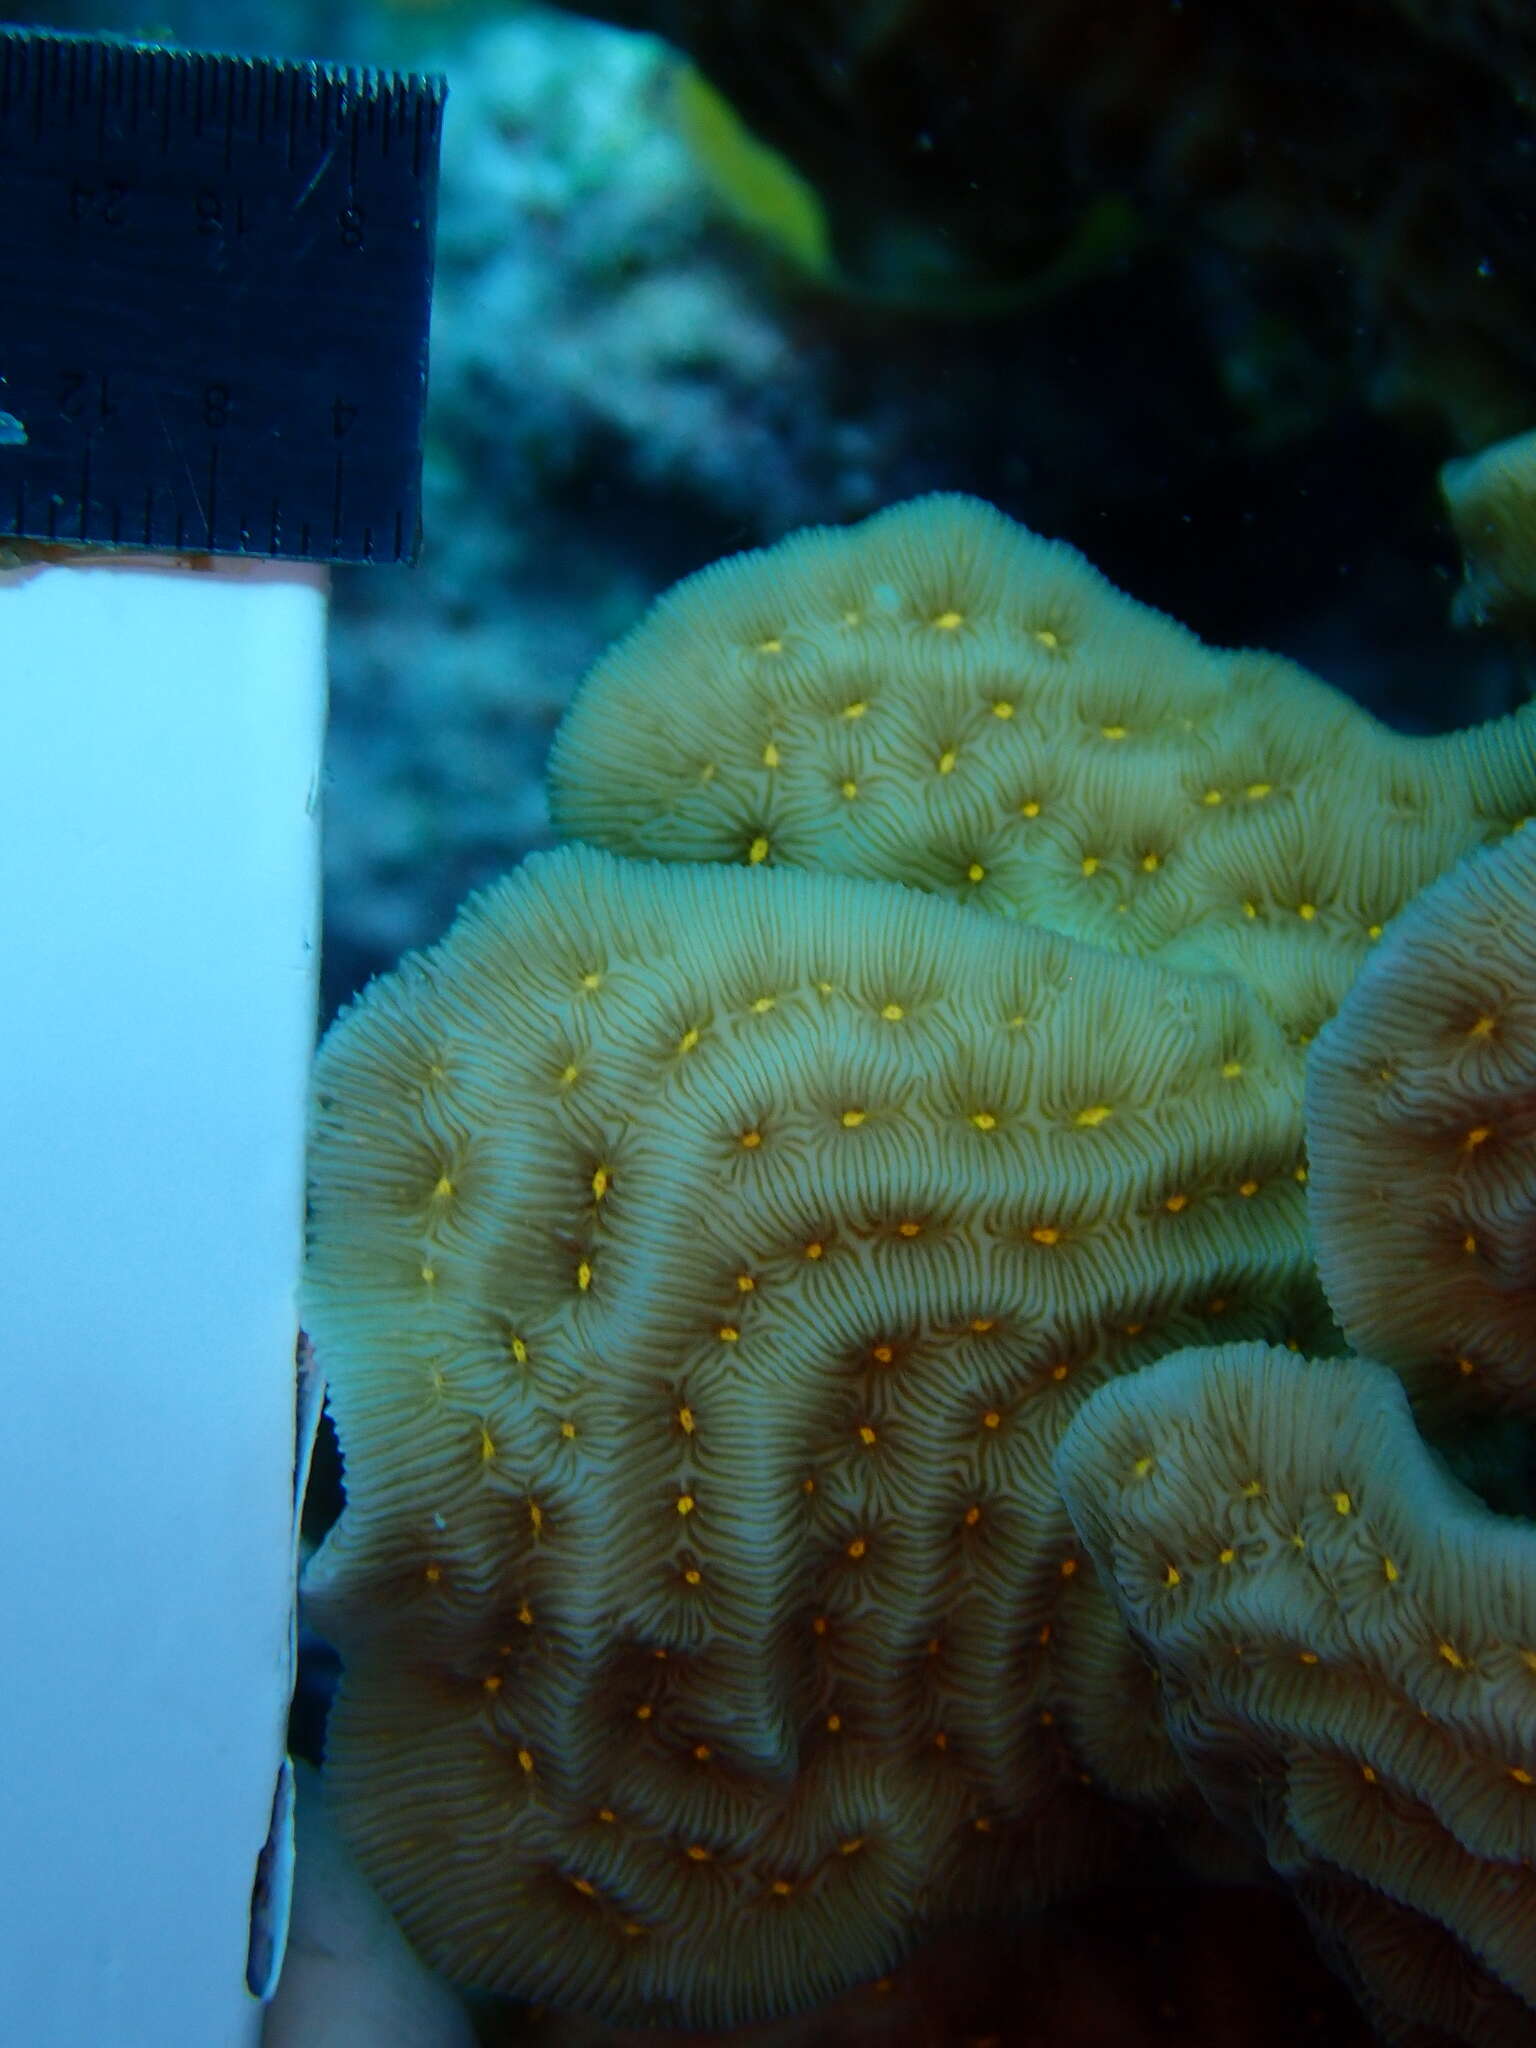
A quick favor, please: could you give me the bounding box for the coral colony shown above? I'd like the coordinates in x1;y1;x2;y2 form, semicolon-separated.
304;497;1536;2039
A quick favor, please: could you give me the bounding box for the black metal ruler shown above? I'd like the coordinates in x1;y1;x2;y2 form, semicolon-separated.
0;28;443;563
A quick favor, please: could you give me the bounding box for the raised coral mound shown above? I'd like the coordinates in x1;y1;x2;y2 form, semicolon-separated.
1306;827;1536;1422
548;495;1536;1062
1054;1341;1536;2048
304;844;1329;2025
1441;428;1536;635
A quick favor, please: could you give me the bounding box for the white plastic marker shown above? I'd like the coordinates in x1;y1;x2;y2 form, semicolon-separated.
0;555;325;2044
